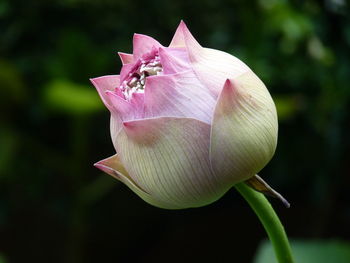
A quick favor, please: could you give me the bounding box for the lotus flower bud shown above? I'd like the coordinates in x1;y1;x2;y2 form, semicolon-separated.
91;21;278;209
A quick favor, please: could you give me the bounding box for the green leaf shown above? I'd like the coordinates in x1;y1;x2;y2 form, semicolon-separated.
254;239;350;263
44;79;104;115
0;254;7;263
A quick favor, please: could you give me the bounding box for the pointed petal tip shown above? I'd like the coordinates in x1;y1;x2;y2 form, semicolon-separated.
89;78;96;87
122;121;132;128
93;155;129;181
90;75;121;110
174;20;189;32
122;120;139;131
171;20;194;48
171;20;202;59
122;120;143;132
118;52;134;65
132;33;162;59
221;78;238;97
89;75;120;89
93;159;104;167
93;161;103;169
178;20;187;29
90;76;106;87
105;90;126;101
224;78;232;85
89;77;99;85
132;33;162;46
132;33;142;41
94;161;113;175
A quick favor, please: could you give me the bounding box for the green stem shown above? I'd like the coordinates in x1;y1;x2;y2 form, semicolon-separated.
235;183;294;263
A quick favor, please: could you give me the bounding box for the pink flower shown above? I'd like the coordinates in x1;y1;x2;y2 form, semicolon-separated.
91;21;278;209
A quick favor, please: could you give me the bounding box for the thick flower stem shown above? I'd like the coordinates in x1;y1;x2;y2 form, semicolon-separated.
235;183;294;263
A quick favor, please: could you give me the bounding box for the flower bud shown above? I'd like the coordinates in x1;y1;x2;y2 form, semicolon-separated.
91;21;278;209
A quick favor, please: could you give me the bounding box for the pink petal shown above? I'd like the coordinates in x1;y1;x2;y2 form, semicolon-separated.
94;154;127;178
104;92;133;144
171;21;250;97
133;33;162;59
90;75;120;110
116;117;227;208
158;47;191;74
189;48;250;97
118;52;134;65
143;70;216;124
129;92;145;117
94;154;173;208
90;75;127;150
104;91;145;147
120;62;138;84
210;72;278;185
163;47;190;63
169;20;201;50
105;90;143;121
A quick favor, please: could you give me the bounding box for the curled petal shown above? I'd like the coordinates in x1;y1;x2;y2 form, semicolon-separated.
210;71;278;184
91;75;140;146
116;117;227;209
118;52;134;65
133;33;162;59
106;91;143;121
120;62;138;84
90;75;120;110
94;154;175;209
144;70;215;124
90;77;124;143
105;91;134;120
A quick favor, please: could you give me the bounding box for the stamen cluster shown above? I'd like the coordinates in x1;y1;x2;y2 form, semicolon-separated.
121;55;162;100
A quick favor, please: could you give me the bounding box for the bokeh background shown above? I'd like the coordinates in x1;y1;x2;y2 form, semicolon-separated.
1;0;350;262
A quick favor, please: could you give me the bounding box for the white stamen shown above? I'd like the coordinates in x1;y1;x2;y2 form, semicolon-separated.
120;54;163;100
128;77;138;87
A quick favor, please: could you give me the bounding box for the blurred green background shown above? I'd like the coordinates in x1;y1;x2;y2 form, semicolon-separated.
1;0;349;262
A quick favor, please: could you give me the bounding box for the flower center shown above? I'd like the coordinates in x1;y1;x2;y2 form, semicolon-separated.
120;54;162;100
